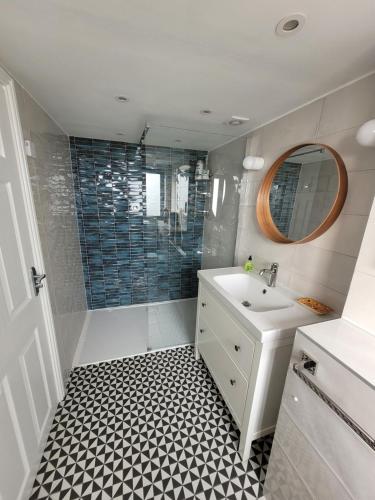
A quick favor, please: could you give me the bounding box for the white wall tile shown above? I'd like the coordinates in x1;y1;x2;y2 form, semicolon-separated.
317;127;375;172
206;74;375;315
245;129;263;157
292;245;356;295
289;273;347;313
237;204;259;230
239;173;261;207
15;82;87;376
203;135;245;270
343;170;375;215
260;100;323;153
310;214;367;258
343;198;375;331
343;271;375;333
354;212;375;277
318;73;375;136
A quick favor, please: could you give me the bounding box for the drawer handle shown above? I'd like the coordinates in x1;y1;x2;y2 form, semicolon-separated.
293;362;375;452
230;379;236;386
201;302;207;308
234;345;240;352
199;328;205;334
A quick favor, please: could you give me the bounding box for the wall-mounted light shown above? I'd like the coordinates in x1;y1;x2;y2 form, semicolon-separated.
243;155;264;170
356;119;375;147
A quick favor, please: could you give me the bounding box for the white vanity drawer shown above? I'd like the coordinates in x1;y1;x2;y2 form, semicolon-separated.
198;285;255;379
197;320;248;426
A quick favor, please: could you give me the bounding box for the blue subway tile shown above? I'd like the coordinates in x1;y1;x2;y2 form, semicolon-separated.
71;136;207;309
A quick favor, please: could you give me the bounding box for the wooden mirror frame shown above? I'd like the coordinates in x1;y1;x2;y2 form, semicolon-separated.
256;143;348;244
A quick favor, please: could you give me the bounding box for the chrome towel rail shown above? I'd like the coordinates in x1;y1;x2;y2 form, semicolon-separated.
292;362;375;452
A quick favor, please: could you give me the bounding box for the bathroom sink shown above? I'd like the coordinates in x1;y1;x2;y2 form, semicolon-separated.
197;266;337;342
214;273;293;312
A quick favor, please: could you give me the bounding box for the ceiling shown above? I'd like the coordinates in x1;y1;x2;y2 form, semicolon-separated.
0;0;375;150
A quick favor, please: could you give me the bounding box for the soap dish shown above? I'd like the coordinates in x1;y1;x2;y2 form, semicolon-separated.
297;297;334;315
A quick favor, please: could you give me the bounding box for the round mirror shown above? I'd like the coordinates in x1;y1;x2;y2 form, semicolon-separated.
256;143;348;244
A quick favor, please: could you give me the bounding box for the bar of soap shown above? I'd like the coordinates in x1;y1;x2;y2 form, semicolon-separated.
297;297;333;315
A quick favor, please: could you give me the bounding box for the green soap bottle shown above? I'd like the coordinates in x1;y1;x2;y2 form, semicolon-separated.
244;255;254;272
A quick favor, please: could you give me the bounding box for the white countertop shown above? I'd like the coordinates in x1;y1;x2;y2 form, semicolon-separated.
299;318;375;389
198;266;337;343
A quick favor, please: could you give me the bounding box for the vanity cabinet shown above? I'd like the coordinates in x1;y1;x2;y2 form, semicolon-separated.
195;282;294;461
264;320;375;499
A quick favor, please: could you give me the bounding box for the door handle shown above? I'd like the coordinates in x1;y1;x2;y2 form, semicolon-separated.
31;266;46;296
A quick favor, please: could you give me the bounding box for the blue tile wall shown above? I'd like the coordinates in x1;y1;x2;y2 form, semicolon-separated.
269;162;301;235
70;137;208;309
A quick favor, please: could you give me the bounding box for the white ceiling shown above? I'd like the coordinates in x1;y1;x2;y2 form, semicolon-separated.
1;0;375;150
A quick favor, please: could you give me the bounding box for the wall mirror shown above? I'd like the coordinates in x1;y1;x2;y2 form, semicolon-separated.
256;143;348;244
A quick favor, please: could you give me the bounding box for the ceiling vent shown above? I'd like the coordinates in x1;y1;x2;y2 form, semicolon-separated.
227;116;250;126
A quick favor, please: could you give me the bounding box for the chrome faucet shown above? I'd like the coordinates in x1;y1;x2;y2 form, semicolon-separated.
259;262;279;287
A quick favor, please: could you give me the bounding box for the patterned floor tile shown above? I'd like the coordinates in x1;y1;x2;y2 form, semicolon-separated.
30;346;272;499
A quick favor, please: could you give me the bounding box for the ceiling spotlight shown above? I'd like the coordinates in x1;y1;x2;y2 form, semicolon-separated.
275;13;306;36
116;96;129;103
200;109;212;115
227;115;250;126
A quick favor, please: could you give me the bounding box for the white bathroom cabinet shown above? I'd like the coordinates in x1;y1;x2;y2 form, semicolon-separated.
264;320;375;499
195;282;294;461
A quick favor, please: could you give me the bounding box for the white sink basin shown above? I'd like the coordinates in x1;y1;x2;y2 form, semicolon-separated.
214;273;293;312
198;266;337;342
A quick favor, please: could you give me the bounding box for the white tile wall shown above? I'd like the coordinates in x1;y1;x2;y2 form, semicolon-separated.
15;82;87;378
234;73;375;313
203;136;246;269
343;197;375;333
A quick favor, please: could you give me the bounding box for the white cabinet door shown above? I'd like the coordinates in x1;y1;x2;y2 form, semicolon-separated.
0;68;60;500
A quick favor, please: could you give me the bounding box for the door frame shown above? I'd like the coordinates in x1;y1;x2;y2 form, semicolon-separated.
0;64;65;401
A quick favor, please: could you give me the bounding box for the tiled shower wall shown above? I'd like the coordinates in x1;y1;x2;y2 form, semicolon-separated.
70;137;207;309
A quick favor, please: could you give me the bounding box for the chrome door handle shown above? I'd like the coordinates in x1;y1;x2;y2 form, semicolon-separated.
31;266;46;296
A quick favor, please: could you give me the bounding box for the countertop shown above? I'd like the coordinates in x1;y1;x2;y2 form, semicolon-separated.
198;267;337;343
299;318;375;389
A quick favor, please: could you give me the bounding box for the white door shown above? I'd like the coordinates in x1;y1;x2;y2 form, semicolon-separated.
0;69;62;500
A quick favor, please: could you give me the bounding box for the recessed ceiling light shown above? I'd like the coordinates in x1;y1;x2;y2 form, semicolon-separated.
116;96;129;103
116;132;125;136
200;109;212;115
175;139;182;143
275;13;306;37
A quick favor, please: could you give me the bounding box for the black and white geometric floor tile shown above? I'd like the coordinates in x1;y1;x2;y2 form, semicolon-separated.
30;346;273;500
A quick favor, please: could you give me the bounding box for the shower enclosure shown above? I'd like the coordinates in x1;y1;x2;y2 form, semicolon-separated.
70;137;209;362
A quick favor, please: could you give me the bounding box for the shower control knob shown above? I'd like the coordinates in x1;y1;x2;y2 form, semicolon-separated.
234;345;240;352
230;379;236;386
